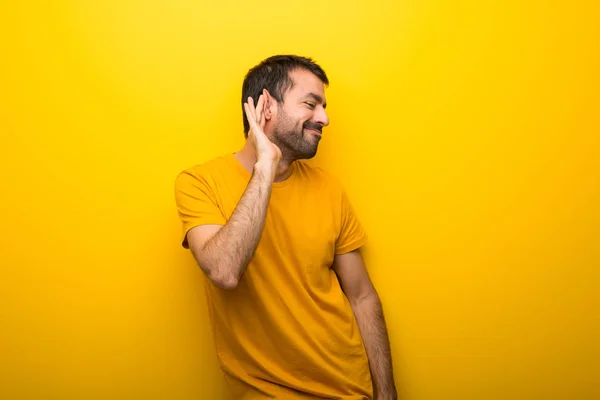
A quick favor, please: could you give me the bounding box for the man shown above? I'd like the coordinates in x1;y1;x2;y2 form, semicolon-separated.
174;55;397;399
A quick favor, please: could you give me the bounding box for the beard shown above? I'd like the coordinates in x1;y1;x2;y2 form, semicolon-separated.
271;108;322;161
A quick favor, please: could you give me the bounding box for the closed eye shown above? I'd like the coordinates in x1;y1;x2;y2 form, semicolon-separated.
305;102;315;109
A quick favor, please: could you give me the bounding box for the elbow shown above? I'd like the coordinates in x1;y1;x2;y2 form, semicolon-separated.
212;274;239;290
350;290;379;309
204;262;240;290
193;255;240;290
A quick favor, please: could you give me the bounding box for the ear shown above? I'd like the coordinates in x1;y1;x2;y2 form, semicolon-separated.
262;89;276;121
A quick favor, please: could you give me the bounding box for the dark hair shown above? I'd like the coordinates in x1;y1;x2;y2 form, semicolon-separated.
241;55;329;137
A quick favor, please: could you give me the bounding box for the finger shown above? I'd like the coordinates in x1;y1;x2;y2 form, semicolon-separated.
244;103;257;134
259;89;268;128
246;96;256;118
245;98;258;127
259;102;266;128
243;102;252;121
244;103;261;138
255;95;264;124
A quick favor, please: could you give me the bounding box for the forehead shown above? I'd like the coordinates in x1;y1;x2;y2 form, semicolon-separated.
286;69;326;98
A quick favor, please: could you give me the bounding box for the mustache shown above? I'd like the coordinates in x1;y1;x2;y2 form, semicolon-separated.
303;121;323;133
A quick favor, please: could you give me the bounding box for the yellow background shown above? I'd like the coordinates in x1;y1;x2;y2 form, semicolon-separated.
1;1;598;399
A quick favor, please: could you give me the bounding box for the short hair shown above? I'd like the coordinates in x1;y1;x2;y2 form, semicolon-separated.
241;55;329;137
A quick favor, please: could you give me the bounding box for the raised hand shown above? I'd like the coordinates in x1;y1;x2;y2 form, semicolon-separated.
243;91;282;174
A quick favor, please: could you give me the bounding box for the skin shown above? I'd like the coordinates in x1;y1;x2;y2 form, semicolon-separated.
235;69;330;181
186;68;397;399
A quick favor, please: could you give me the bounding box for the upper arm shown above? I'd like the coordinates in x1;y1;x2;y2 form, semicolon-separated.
332;248;376;306
186;224;222;259
186;224;223;271
335;187;368;254
174;169;226;249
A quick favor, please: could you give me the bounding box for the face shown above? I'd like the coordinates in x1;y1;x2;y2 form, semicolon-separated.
270;69;329;160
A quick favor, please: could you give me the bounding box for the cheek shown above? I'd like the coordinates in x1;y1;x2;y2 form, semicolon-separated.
297;111;313;125
281;106;312;128
287;113;308;128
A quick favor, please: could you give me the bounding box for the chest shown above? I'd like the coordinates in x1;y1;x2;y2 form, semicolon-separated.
217;178;340;269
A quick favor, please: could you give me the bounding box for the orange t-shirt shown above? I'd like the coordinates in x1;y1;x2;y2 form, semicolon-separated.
174;153;372;399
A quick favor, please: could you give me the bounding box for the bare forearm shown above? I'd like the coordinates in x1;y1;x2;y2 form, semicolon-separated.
200;165;273;287
352;293;397;399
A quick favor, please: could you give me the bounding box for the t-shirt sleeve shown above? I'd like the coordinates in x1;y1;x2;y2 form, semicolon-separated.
174;168;226;249
335;187;368;254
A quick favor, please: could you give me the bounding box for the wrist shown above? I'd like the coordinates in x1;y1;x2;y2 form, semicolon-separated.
253;161;276;180
375;388;398;400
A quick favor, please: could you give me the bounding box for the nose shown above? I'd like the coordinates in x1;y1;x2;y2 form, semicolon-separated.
315;106;329;127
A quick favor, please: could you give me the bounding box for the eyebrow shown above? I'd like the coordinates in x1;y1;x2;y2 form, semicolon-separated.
305;93;327;108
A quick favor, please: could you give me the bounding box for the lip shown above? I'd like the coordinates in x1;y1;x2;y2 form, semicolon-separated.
305;128;322;136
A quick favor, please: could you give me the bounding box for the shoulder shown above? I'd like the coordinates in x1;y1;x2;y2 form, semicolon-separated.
294;160;345;193
177;154;231;177
175;154;231;190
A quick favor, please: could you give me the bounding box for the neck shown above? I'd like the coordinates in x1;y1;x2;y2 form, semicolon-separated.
234;142;295;183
